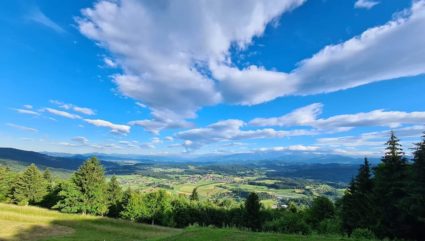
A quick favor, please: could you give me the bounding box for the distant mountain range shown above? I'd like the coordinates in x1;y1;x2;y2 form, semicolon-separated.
43;150;380;165
0;147;381;182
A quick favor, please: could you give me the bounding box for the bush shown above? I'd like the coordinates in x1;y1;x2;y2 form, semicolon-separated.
317;218;341;234
263;211;311;235
351;228;375;240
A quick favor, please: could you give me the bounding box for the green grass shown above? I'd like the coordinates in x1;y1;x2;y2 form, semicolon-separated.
0;203;179;241
156;227;374;241
0;203;377;241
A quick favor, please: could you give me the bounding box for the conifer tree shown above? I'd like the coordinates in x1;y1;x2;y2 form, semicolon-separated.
72;157;108;215
12;164;47;205
190;187;199;201
0;166;14;202
120;188;145;221
245;192;262;231
373;131;409;239
107;175;123;217
407;132;425;240
341;158;374;234
43;168;53;187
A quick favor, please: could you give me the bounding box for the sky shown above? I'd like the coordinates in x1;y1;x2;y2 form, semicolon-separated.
0;0;424;157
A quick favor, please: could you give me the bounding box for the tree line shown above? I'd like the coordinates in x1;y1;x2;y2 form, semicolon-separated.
0;131;424;240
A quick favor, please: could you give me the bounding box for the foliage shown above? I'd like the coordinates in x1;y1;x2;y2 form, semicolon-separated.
351;228;376;240
190;187;199;201
263;210;311;235
372;131;409;239
0;166;14;202
307;196;335;227
11;164;47;205
72;157;108;215
244;192;262;231
107;175;123;217
341;158;374;234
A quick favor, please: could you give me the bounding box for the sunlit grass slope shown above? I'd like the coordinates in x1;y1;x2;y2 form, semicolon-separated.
0;203;375;241
0;203;179;241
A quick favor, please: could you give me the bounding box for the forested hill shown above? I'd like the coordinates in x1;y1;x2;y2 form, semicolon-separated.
0;147;85;170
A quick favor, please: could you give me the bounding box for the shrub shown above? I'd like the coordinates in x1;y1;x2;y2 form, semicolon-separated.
351;228;376;240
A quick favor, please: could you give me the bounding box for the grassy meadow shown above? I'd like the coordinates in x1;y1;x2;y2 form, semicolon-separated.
0;203;377;241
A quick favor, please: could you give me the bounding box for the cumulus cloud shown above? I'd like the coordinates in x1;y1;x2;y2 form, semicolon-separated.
291;1;425;94
50;100;95;115
251;103;425;130
256;145;319;152
77;0;305;128
84;119;130;134
6;123;38;132
176;119;317;150
43;108;82;119
250;103;322;127
317;125;425;149
354;0;379;9
77;0;425;134
129;115;193;135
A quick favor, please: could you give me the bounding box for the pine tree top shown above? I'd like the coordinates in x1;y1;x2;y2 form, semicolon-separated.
382;131;406;165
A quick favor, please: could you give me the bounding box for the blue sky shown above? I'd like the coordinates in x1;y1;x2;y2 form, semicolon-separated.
1;0;424;157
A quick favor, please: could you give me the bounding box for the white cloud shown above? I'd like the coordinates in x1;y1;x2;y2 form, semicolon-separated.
43;108;82;119
71;136;89;145
251;103;425;130
176;119;317;150
6;123;38;132
317;125;425;149
211;64;294;105
50;100;95;115
103;57;117;67
77;0;305;128
291;1;425;95
23;105;33;109
28;8;65;33
129;116;193;135
256;145;319;152
250;103;322;127
77;0;425;134
354;0;379;9
164;136;174;141
84;119;130;134
14;108;40;116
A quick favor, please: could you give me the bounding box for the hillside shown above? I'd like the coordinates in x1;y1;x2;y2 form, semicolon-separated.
0;203;374;241
0;148;85;170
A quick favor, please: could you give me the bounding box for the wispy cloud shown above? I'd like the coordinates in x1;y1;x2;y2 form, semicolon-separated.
84;119;130;134
50;100;95;115
27;7;65;33
14;108;40;116
250;103;425;130
354;0;380;9
43;108;82;119
6;123;38;132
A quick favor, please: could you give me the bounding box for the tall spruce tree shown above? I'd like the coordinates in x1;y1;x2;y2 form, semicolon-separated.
341;158;374;234
0;166;14;202
190;187;199;201
12;164;47;205
407;132;425;240
72;157;108;215
245;192;262;231
373;131;409;239
107;175;123;217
